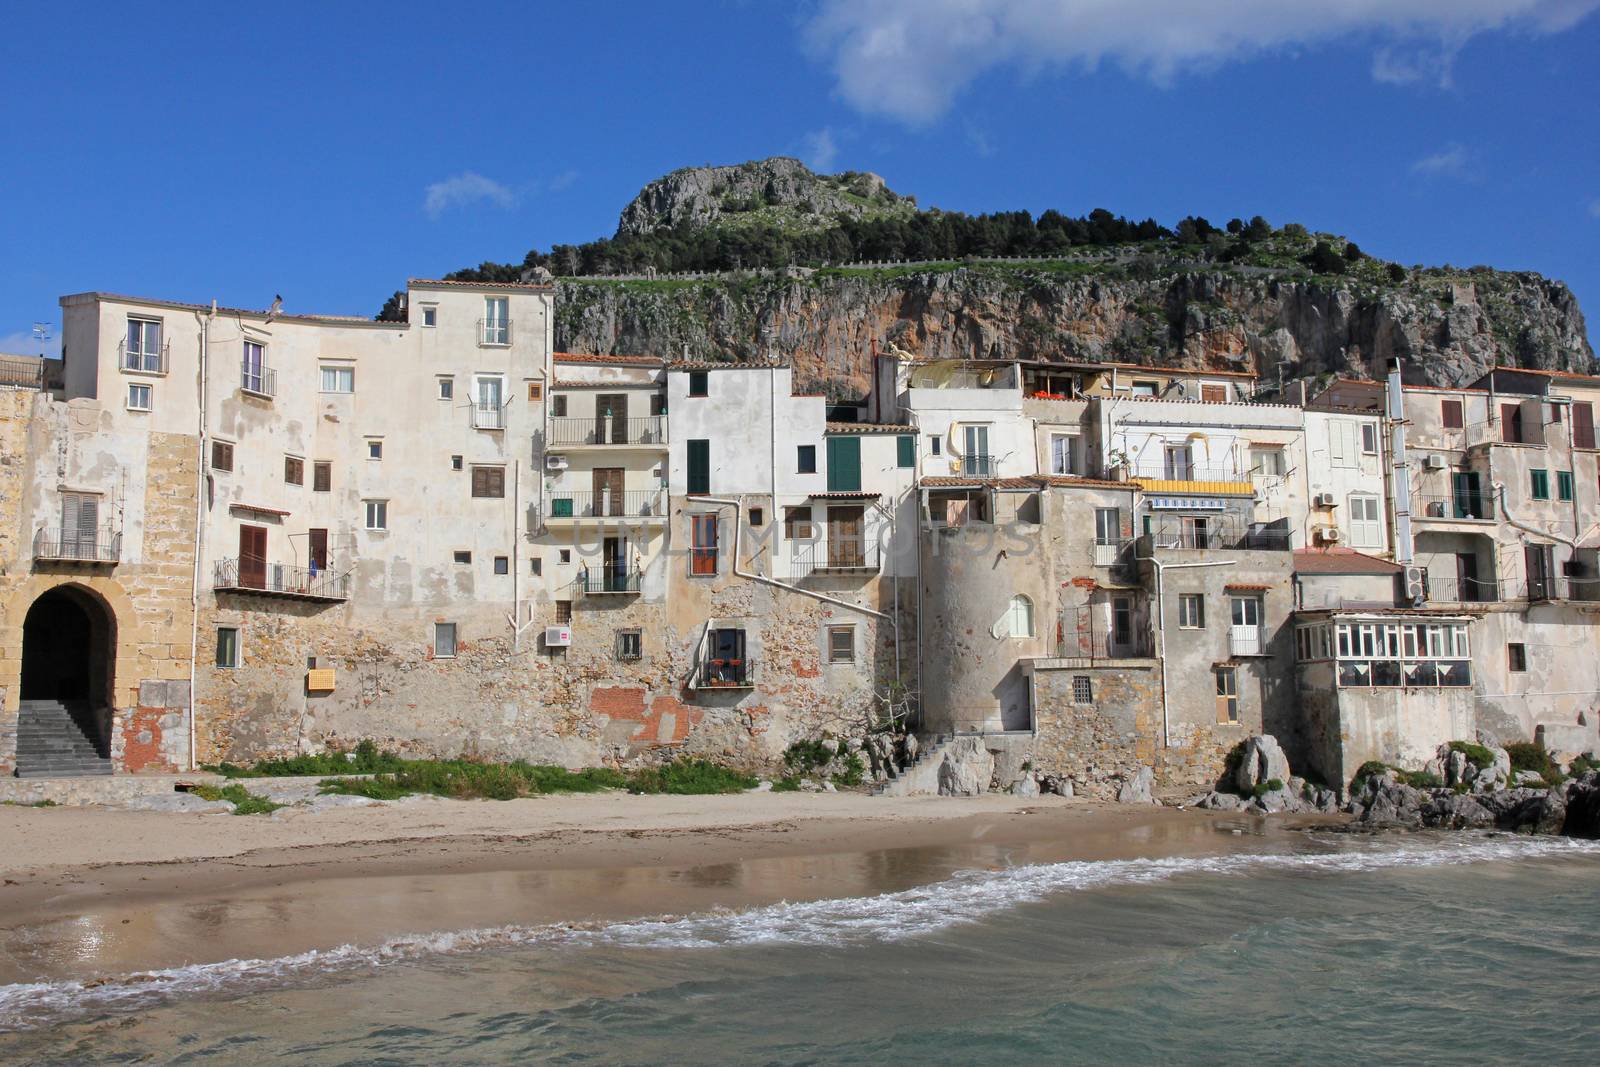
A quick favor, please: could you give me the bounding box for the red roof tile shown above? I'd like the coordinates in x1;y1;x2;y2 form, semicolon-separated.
1293;548;1404;575
409;278;552;291
825;421;912;434
553;351;664;366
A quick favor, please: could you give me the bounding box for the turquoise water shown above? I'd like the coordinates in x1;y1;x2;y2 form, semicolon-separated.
3;834;1598;1064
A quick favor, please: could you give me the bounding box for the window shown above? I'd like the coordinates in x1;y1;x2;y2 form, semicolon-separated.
313;462;332;492
897;434;915;468
688;370;709;397
785;506;814;541
284;456;303;485
797;444;817;473
320;365;354;393
1348;494;1382;548
1163;444;1192;480
364;499;388;530
127;383;152;411
617;629;643;660
438;377;454;400
1200;383;1228;403
687;439;711;494
1502;403;1524;443
828;625;855;664
453;551;472;564
422;306;437;327
1215;667;1239;724
242;340;268;395
451;455;463;471
1094;507;1121;546
1442;399;1464;429
748;507;764;527
471;466;506;498
1530;469;1550;500
558;548;571;564
1360;423;1379;455
554;600;572;624
530;557;541;576
494;556;509;575
827;436;862;491
482;297;509;345
1181;515;1210;549
552;394;568;417
1328;420;1359;467
433;622;457;659
215;627;239;668
211;441;234;472
930;436;942;457
1250;448;1285;477
1072;676;1093;704
1050;433;1078;475
367;440;382;460
1558;470;1574;502
125;317;163;372
1573;402;1596;449
1005;594;1034;639
691;513;718;575
529;382;543;402
1131;380;1159;397
1179;594;1205;628
1508;642;1527;673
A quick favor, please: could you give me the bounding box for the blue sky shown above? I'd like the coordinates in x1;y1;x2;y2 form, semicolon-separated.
3;1;1598;356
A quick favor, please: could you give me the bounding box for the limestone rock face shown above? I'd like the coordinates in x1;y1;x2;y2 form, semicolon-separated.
1234;735;1291;794
937;736;995;797
1563;773;1600;837
1011;775;1040;798
1116;765;1154;804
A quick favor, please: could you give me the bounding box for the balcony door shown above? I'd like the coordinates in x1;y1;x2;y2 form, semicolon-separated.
1229;596;1262;655
242;340;265;393
1456;552;1482;602
1452;470;1483;519
592;467;625;516
827;506;865;568
962;426;989;476
308;528;328;573
239;525;268;589
595;394;628;444
60;493;99;559
475;376;503;424
1163;445;1192;480
602;535;629;591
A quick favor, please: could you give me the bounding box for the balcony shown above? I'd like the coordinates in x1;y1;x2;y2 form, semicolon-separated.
478;319;512;347
1420;575;1499;605
119;340;168;375
240;360;277;398
959;454;996;478
1092;540;1131;567
1413;492;1494;522
576;566;643;595
213;558;351;602
548;415;668;449
543;489;668;524
1121;463;1253;492
1229;630;1267;657
1054;630;1152;661
34;527;120;564
0;355;45;389
1144;516;1292;552
781;539;881;579
472;402;507;430
697;656;753;689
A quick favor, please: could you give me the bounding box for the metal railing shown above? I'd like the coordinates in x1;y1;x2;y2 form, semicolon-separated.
959;454;996;477
1420;575;1499;604
34;527;121;563
1413;492;1494;521
1229;630;1267;656
241;360;277;397
547;415;667;446
576;566;643;594
213;557;351;600
1123;464;1249;483
1054;631;1152;660
0;354;47;388
118;339;168;375
1143;516;1292;551
781;538;881;578
472;402;507;429
478;318;512;346
698;656;753;688
544;489;668;520
1092;540;1131;567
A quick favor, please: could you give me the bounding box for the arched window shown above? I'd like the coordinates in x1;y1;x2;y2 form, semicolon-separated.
1006;594;1035;639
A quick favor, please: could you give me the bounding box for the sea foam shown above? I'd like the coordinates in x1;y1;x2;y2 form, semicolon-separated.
2;834;1594;1031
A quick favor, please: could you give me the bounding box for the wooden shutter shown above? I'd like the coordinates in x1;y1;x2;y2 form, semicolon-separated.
691;514;717;575
1502;404;1523;443
686;439;710;494
1574;402;1595;449
1442;399;1463;429
471;467;505;498
826;436;861;493
897;434;915;468
313;462;331;492
212;441;233;471
1201;384;1227;403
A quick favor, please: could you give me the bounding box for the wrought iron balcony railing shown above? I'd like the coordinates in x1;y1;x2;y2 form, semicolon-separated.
118;340;169;375
547;415;667;447
478;318;512;346
576;566;643;594
241;360;277;397
544;489;668;521
213;557;351;601
34;527;120;563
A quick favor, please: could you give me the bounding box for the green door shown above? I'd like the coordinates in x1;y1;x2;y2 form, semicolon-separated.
687;439;710;495
826;437;861;493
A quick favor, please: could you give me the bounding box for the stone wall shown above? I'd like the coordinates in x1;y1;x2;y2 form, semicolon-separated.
1032;660;1160;797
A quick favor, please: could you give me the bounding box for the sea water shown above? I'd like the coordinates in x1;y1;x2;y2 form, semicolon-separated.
2;833;1597;1064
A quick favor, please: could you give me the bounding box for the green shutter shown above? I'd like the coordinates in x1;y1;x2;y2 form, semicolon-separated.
1531;469;1549;500
687;439;710;495
1558;471;1574;501
826;436;861;493
896;434;915;468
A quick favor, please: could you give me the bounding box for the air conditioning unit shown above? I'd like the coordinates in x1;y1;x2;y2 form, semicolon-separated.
544;626;572;647
1404;566;1427;604
1424;454;1448;471
1313;492;1337;508
1315;525;1343;545
545;454;568;471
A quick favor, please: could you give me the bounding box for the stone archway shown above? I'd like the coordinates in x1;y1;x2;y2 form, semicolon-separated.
18;584;118;765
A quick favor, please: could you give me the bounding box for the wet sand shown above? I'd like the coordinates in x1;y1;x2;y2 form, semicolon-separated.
0;792;1340;985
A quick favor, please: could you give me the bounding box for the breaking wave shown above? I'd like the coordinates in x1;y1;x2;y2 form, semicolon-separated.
2;834;1594;1032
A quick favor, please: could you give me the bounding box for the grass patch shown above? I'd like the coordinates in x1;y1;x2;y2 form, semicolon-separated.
191;783;284;816
771;776;803;792
318;756;752;802
1571;755;1599;776
2;799;57;808
624;759;757;796
1250;778;1286;800
1351;761;1440;792
1506;742;1565;785
1447;740;1496;770
207;739;406;779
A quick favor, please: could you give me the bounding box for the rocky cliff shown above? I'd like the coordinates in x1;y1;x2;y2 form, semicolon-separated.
555;257;1594;396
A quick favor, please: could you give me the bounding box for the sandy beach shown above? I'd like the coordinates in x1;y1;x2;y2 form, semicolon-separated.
0;790;1338;986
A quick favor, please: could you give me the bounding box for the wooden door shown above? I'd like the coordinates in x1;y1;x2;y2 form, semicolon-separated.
596;394;628;444
592;468;625;516
61;493;98;558
239;525;267;589
828;506;864;568
308;528;328;572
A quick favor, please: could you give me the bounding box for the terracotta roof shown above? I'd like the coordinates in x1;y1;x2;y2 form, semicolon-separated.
408;278;552;291
808;491;882;500
1224;583;1274;591
1031;474;1140;491
920;476;1038;490
60;291;406;328
229;502;291;517
825;421;912;434
551;379;662;390
1079;361;1259;379
671;359;788;371
1293;548;1404;575
1488;365;1600;382
554;351;663;367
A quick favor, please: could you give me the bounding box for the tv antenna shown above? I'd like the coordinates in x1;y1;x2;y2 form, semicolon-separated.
31;322;52;356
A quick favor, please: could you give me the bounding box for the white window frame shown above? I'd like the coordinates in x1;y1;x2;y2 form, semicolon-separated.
827;624;855;664
125;316;165;373
1250;447;1285;477
1360;422;1379;455
126;383;152;411
421;304;438;328
482;297;510;346
366;438;383;461
1049;433;1079;476
433;622;458;659
1005;594;1035;639
438;376;454;400
364;499;388;531
1178;594;1205;629
320;364;355;394
1348;493;1382;548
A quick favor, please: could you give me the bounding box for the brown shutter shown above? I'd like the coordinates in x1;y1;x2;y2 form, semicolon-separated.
308;528;328;571
1574;402;1595;449
1442;400;1463;429
313;462;331;492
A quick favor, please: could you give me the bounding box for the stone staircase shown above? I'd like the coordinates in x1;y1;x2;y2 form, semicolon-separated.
872;734;952;797
14;700;113;778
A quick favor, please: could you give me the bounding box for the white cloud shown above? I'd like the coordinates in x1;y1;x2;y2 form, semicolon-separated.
1410;143;1474;179
0;328;57;358
802;127;839;170
1588;199;1600;218
547;169;579;193
964;121;996;157
803;0;1599;123
423;172;517;219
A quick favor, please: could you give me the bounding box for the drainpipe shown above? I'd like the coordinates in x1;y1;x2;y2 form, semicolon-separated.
1492;482;1600;552
186;302;215;772
511;459;521;651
